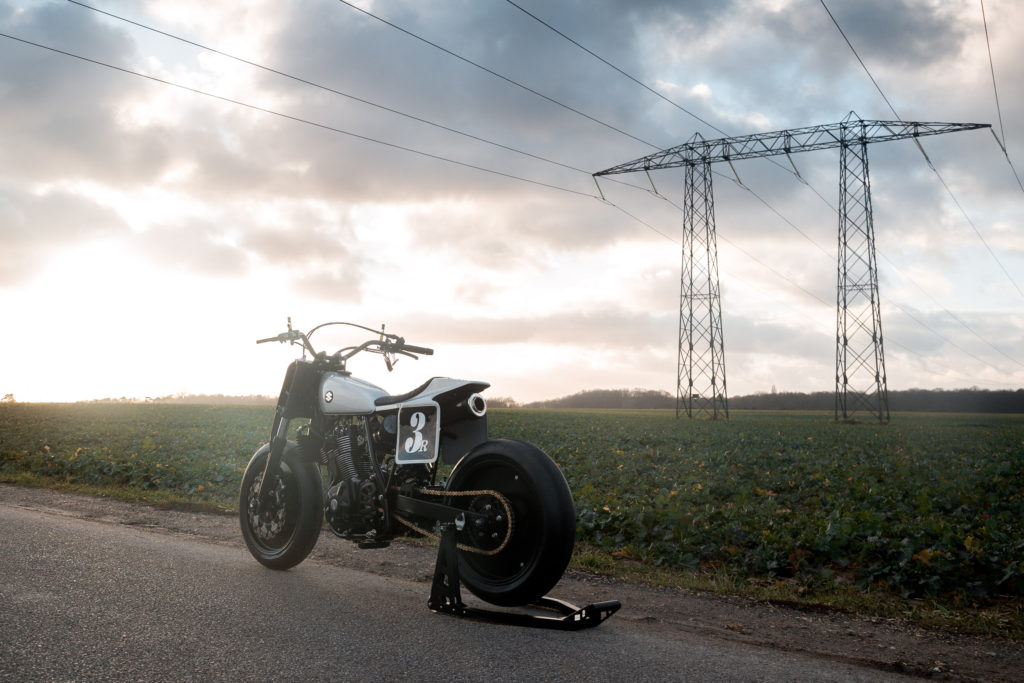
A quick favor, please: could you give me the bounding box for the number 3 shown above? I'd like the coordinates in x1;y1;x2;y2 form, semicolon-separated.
404;411;427;453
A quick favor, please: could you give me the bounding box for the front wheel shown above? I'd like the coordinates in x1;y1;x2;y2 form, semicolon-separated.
446;439;575;607
239;442;323;570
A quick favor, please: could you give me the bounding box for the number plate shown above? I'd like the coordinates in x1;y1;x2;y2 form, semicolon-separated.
395;402;440;464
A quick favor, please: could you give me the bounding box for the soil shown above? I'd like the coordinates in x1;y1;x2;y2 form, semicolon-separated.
3;484;1021;681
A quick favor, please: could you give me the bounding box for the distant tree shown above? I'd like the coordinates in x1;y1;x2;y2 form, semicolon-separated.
486;396;519;408
515;386;1023;412
1;393;14;403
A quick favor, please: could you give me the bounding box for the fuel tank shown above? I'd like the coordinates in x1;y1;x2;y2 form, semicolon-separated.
319;373;388;415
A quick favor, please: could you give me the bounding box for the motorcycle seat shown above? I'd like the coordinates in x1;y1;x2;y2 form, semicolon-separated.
373;378;440;407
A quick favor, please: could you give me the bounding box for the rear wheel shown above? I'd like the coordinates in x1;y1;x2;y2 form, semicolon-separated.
239;442;323;570
446;439;575;607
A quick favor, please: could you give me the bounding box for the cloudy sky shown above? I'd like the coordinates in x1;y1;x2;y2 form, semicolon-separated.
1;0;1021;404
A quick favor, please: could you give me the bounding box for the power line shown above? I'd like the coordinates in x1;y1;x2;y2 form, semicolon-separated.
882;335;1021;389
608;166;1021;385
913;132;1024;299
1;19;680;247
506;0;1019;384
880;295;1015;378
506;0;841;217
12;7;1017;384
514;1;1020;381
819;0;901;120
334;0;661;150
503;0;726;137
979;0;1008;151
67;1;675;224
0;31;595;199
819;0;1024;300
614;161;1020;381
627;172;834;308
878;252;1024;370
979;0;1024;193
65;0;594;178
815;1;1024;377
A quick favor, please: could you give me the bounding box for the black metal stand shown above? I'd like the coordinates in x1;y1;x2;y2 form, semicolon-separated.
428;522;620;630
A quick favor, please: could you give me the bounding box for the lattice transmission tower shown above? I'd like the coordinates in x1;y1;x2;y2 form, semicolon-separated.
595;113;989;422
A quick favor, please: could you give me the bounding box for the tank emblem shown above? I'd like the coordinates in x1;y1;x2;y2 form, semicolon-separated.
324;391;334;403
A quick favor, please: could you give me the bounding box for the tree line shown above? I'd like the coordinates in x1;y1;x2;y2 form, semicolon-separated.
516;387;1024;413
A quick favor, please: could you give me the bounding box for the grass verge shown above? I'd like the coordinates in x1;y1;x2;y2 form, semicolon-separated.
4;474;1019;640
569;542;1024;639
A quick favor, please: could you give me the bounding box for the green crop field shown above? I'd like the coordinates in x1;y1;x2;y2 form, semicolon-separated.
2;403;1022;616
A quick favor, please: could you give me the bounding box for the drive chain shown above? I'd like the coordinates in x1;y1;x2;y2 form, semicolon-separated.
391;487;514;556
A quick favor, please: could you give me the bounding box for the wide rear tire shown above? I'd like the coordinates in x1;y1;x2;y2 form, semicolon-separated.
446;439;575;607
239;442;323;570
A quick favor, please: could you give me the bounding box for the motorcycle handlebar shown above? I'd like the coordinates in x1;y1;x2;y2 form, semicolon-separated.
400;343;434;356
257;321;433;362
255;330;305;345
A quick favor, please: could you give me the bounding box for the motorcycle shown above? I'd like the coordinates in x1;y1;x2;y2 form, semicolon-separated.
239;319;588;615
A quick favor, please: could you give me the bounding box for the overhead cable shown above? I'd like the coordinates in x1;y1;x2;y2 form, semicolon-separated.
503;0;726;137
0;31;595;199
334;0;661;150
979;0;1024;192
818;0;901;120
878;252;1024;370
820;0;1024;300
1;21;678;246
65;0;590;177
507;0;839;214
880;296;1014;377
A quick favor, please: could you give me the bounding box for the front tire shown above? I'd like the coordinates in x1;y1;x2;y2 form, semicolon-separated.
446;439;575;607
239;442;323;570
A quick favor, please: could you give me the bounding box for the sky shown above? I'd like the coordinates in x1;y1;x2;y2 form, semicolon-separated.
1;0;1022;404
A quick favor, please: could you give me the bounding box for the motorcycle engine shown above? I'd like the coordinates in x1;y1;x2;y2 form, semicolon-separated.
323;421;381;538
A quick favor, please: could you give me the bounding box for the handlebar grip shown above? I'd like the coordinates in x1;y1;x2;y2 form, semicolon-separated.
401;344;434;356
256;336;278;344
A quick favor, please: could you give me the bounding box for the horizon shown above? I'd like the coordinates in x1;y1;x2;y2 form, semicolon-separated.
5;384;1022;407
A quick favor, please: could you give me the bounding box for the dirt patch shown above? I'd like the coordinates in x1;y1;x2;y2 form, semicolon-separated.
3;484;1021;681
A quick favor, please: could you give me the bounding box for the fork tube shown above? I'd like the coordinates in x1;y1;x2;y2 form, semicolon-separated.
257;416;291;511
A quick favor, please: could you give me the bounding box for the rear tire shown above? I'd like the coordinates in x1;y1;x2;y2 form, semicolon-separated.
446;439;575;607
239;442;323;570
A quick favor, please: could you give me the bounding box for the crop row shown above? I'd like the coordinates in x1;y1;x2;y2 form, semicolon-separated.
1;403;1021;600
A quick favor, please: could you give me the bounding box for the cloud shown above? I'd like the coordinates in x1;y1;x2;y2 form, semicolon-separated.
0;0;1020;402
404;308;674;349
0;185;128;285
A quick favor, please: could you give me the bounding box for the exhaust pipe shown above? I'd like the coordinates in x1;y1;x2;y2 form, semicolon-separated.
467;393;487;418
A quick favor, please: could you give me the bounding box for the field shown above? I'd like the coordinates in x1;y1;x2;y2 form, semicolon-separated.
2;403;1022;622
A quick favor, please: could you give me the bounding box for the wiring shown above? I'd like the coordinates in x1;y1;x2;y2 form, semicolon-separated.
1;19;684;248
65;0;598;177
64;1;693;239
334;0;662;150
0;31;595;199
503;0;725;138
979;0;1024;193
820;0;1023;300
8;3;1019;388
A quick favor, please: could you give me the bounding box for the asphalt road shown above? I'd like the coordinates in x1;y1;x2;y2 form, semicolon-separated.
0;500;911;682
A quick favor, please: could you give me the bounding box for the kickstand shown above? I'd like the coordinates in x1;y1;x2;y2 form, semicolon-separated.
427;518;621;631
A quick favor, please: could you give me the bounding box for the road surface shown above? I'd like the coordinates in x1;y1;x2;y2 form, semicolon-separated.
2;487;1018;681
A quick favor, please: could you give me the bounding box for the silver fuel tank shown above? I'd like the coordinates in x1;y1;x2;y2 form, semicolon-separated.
319;373;388;415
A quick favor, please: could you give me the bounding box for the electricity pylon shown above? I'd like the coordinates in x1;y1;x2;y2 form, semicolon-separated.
678;155;728;419
595;113;989;422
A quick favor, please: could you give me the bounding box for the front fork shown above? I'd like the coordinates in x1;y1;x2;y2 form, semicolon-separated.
256;415;395;530
256;415;291;515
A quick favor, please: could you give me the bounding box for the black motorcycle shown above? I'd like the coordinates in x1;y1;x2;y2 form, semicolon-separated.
239;321;619;627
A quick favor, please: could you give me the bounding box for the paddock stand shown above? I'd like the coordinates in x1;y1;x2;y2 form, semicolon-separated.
427;519;621;630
